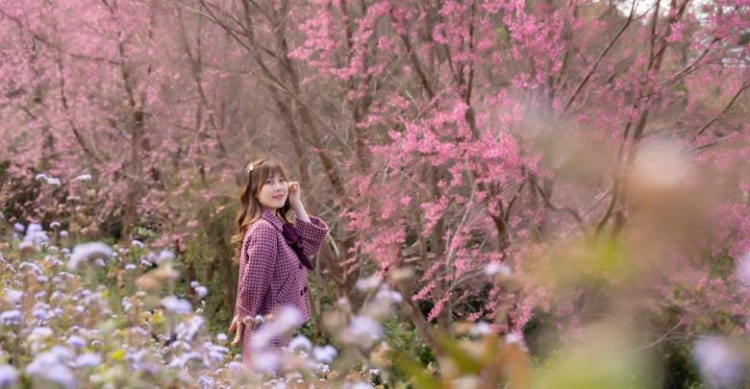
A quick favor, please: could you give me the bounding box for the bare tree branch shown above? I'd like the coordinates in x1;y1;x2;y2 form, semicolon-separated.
563;0;636;113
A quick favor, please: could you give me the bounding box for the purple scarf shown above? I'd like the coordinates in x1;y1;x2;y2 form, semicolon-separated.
282;223;314;270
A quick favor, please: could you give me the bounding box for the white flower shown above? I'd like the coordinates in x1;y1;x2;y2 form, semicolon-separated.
131;240;144;248
23;223;48;246
1;310;23;326
362;299;395;319
60;230;69;238
32;303;50;320
693;336;743;388
355;274;381;291
375;289;403;304
342;316;382;348
312;345;337;364
13;223;24;233
19;262;42;274
126;348;147;365
50;222;61;229
158;250;175;262
451;376;481;389
272;307;302;330
48;345;75;361
485;262;511;276
289;335;313;352
35;173;61;186
216;333;228;343
736;251;750;286
198;375;214;389
167;352;202;369
162;296;192;315
176;316;205;342
25;348;76;389
125;264;136;270
505;331;525;347
470;322;493;337
3;289;23;305
194;286;208;298
67;242;113;271
205;342;230;364
190;280;200;288
74;353;102;368
67;335;86;348
251;306;303;349
47;257;63;267
29;327;52;342
0;365;19;388
227;361;244;371
251;350;282;373
34;173;60;186
343;382;373;389
27;223;41;233
74;174;92;181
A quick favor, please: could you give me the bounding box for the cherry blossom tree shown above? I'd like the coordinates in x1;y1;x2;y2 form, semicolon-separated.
2;0;749;361
280;0;750;351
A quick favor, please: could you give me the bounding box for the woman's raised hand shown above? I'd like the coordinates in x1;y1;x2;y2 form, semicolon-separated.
287;181;302;208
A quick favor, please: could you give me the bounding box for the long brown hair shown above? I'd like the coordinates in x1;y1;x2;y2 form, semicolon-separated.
232;157;292;260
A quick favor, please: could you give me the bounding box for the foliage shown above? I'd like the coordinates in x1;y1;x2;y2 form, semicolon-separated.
1;0;750;387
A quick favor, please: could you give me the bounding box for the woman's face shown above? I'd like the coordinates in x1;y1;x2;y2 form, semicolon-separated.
256;172;288;210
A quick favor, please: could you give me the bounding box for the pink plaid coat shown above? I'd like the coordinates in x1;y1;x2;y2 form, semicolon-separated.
235;208;328;361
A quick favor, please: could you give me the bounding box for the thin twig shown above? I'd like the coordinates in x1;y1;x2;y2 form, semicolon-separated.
563;0;636;112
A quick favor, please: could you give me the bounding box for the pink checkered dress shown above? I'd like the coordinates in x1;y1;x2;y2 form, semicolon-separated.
234;208;328;363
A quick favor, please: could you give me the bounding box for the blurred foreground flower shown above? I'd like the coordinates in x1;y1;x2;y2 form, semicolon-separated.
25;347;77;389
251;306;304;349
533;322;655;389
692;336;745;388
485;262;511;277
162;296;192;315
67;242;113;270
631;139;691;191
736;251;750;287
313;345;337;364
340;316;383;348
0;365;19;388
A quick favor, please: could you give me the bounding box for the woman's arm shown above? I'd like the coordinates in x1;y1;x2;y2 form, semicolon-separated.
235;223;278;320
293;208;329;258
287;181;329;258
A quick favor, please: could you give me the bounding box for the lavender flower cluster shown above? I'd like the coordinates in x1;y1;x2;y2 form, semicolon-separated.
0;221;416;388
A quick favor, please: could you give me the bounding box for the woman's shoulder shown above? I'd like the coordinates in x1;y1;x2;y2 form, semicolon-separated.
246;218;280;239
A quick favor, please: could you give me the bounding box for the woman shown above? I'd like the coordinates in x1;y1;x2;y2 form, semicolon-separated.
227;157;328;364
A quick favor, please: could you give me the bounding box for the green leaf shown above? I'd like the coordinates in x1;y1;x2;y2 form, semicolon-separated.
393;351;441;389
436;335;483;375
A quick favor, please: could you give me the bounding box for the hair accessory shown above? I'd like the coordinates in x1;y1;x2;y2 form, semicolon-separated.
246;158;266;174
